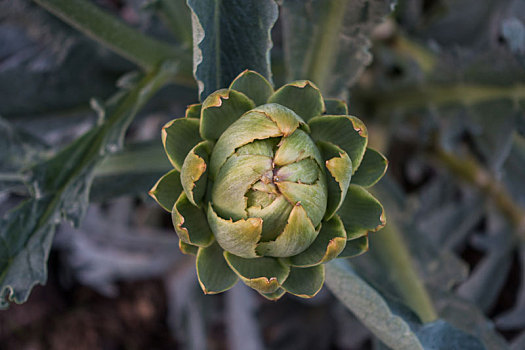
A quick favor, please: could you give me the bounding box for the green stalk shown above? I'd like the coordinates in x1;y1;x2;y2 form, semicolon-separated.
33;0;192;75
305;0;347;94
365;84;525;114
370;223;438;323
435;146;525;241
94;142;171;177
35;62;178;229
391;36;437;74
0;173;27;182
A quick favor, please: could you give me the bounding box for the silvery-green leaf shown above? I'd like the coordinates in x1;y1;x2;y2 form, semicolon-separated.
188;0;278;100
280;0;394;97
326;261;486;350
502;17;525;68
0;117;47;192
325;260;423;350
0;62;178;307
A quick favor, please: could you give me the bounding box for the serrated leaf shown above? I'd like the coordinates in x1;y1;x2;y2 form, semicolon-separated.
258;287;286;301
180;140;212;206
0;62;177;308
280;0;394;97
0;197;56;309
207;202;262;259
188;0;278;100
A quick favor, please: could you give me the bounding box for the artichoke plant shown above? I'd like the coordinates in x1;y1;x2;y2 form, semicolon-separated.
150;70;387;300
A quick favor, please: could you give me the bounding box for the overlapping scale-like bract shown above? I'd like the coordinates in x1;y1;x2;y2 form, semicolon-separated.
149;70;388;300
208;104;327;259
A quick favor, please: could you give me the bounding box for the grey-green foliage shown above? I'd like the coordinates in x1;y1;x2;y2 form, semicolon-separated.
0;196;57;308
0;117;48;192
325;260;485;350
2;0;524;347
55;202;181;296
325;260;424;350
187;0;278;100
0;62;178;307
349;175;509;349
280;0;394;98
91;141;171;202
0;0;131;116
496;244;525;331
502;17;525;67
358;2;525;338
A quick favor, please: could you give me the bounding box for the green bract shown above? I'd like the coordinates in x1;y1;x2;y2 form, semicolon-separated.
150;70;387;300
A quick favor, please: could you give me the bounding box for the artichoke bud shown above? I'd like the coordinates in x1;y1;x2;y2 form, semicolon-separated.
150;70;387;300
209;104;327;257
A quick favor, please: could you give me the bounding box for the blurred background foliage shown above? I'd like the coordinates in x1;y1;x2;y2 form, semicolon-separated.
1;0;525;349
